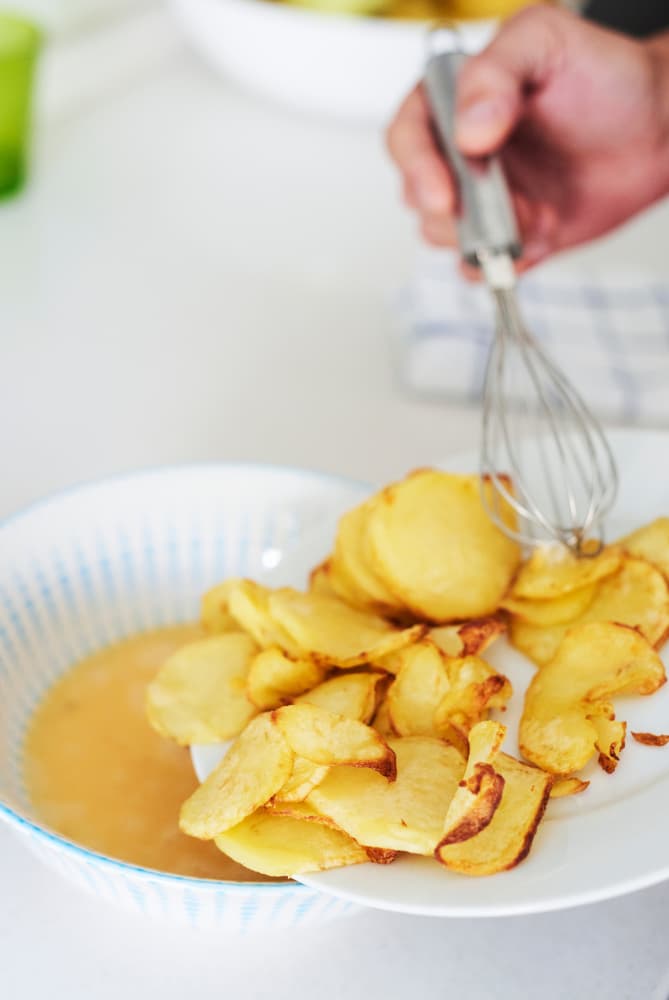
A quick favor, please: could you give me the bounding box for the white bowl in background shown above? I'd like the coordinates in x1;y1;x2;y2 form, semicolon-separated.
170;0;495;122
0;463;369;929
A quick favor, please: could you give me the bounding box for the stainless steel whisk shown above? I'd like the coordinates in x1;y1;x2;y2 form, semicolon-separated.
424;29;618;555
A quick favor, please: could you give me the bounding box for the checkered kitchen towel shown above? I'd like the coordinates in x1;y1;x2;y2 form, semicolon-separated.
397;248;669;425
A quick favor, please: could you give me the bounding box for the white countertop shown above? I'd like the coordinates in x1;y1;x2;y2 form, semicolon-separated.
3;11;669;998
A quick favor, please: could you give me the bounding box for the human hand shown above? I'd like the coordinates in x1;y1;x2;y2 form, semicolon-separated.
386;6;669;273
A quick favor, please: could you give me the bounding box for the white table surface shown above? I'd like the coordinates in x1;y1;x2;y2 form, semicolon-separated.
3;12;669;999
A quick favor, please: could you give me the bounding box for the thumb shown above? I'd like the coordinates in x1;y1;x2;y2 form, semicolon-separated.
455;8;566;156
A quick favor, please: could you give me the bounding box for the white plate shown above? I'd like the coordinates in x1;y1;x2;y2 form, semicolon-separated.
193;428;669;917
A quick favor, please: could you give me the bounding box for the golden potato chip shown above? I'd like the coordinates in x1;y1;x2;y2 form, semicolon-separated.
201;581;239;633
457;618;507;656
434;656;512;733
265;801;398;863
330;500;402;612
265;798;335;824
227;579;302;654
246;647;326;711
437;722;507;846
296;672;384;723
510;556;669;667
307;737;465;855
273;755;330;803
365;847;398;864
428;625;464;658
387;643;510;739
510;544;622;601
620;517;669;580
387;642;451;737
371;696;396;738
323;559;366;609
273;703;396;778
587;556;669;650
213;808;368;877
502;583;598;626
365;470;521;622
550;777;589;798
430;618;506;658
146;633;258;745
267;588;424;668
519;622;666;775
308;560;340;599
436;753;552;875
632;731;669;747
179;713;293;839
589;714;626;773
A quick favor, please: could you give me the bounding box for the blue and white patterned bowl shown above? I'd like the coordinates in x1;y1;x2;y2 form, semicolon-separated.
0;464;369;929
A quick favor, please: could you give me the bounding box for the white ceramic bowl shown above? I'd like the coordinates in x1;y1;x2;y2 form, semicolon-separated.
171;0;495;121
0;464;369;929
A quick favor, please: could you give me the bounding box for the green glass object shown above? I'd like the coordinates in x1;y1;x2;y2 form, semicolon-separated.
0;12;41;199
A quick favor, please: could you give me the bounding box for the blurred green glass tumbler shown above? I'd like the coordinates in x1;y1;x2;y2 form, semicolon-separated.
0;12;41;198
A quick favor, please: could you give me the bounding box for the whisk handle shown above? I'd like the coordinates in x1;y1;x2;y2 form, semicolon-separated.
424;46;522;268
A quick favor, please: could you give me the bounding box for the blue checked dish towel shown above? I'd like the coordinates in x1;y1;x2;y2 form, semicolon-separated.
398;248;669;426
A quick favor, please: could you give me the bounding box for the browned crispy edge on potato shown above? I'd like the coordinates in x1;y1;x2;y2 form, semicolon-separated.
437;763;505;847
632;731;669;747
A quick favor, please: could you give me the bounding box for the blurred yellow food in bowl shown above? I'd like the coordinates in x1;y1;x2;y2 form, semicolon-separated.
289;0;543;19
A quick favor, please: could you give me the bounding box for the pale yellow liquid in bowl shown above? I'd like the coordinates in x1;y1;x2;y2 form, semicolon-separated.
23;625;273;882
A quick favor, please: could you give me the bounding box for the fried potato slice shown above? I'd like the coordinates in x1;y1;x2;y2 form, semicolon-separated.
589;714;626;773
437;721;507;846
272;703;397;778
365;847;398;864
308;560;340;599
434;656;512;733
510;556;669;667
550;777;589;798
264;801;398;864
246;647;326;711
307;737;466;855
180;713;293;839
436;752;552;875
201;581;239;633
371;696;396;738
146;633;258;745
620;518;669;580
510;544;622;601
387;642;451;737
296;672;384;723
267;588;424;668
213;808;368;877
265;798;336;825
365;471;520;622
430;618;506;658
272;755;330;803
519;622;666;776
387;642;510;739
632;731;669;747
501;583;598;626
227;579;302;654
330;500;402;613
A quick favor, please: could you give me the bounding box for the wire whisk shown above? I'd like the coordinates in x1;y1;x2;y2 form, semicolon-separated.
424;30;618;555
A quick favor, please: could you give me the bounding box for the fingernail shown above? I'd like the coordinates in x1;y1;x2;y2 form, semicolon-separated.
415;178;449;215
460;97;503;124
456;97;510;143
